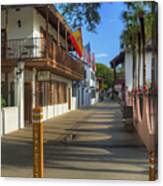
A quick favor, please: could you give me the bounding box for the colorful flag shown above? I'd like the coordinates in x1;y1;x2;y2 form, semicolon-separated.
83;42;91;64
69;28;83;58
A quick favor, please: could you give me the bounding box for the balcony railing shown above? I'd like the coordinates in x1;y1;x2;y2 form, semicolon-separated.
3;37;46;59
1;37;84;79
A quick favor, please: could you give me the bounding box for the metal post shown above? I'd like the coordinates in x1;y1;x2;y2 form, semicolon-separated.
33;107;44;178
149;151;156;181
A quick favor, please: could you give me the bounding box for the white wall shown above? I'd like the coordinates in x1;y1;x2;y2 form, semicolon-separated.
125;51;152;91
146;51;152;84
33;8;65;46
2;7;33;39
125;51;133;91
42;103;68;121
1;107;19;135
2;6;65;45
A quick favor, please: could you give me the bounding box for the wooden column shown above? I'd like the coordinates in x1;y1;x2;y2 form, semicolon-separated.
5;7;8;59
57;19;60;46
46;5;49;59
5;72;9;105
65;30;68;51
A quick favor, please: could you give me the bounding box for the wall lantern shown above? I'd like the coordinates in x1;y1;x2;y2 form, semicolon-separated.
16;60;24;77
17;20;22;28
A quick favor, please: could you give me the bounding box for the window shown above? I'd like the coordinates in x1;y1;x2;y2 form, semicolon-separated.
72;85;76;97
38;81;51;106
1;29;6;59
91;72;95;80
59;82;67;103
91;89;96;98
84;70;87;79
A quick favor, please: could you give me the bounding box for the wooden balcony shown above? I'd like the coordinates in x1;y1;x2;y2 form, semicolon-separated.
1;37;84;80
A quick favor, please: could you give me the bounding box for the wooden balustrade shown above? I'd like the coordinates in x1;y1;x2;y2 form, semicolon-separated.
1;37;84;80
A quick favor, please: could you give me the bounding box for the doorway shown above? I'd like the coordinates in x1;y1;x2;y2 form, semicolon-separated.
68;88;71;110
24;82;32;125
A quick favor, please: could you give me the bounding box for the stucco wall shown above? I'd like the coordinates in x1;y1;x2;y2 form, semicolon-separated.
2;7;33;39
125;51;152;91
1;107;19;135
2;6;66;47
33;8;65;46
125;52;133;91
42;103;69;121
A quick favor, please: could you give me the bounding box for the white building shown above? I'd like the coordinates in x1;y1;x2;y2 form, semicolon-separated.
1;5;84;135
72;61;97;109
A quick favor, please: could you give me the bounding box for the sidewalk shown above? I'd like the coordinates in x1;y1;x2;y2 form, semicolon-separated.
1;99;149;180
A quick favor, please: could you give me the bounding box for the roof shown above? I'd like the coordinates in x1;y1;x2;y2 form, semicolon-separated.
110;51;125;68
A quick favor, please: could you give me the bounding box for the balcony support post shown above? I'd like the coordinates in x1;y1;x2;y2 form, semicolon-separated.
57;19;60;46
46;5;49;59
5;7;8;59
65;30;68;51
32;68;37;109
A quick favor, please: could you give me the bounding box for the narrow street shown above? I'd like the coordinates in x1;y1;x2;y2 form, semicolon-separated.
1;99;148;180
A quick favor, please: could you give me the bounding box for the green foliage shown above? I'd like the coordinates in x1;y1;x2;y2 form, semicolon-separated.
1;96;6;108
96;63;113;90
56;3;101;32
116;64;125;79
120;2;155;49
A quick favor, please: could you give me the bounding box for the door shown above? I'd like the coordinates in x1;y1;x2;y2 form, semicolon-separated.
68;88;71;110
1;29;6;58
24;82;32;125
78;88;80;108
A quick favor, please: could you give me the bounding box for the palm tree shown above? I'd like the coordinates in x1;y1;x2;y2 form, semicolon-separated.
121;2;155;91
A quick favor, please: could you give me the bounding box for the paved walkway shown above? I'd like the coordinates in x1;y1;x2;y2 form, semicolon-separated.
1;99;149;180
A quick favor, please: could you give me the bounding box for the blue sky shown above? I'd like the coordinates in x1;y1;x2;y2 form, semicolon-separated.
82;2;126;67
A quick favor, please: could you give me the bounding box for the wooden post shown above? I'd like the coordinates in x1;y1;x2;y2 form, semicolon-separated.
33;107;44;178
57;19;60;46
149;151;156;181
5;72;9;105
46;5;49;59
5;7;8;59
65;30;68;51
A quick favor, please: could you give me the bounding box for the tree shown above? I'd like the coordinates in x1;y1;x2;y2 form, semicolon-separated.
96;63;113;90
56;3;101;32
120;2;155;89
116;64;125;79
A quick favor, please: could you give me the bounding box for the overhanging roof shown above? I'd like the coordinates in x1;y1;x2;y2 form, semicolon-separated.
110;51;125;68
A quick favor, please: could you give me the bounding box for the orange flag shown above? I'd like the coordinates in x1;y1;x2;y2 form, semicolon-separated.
69;28;83;58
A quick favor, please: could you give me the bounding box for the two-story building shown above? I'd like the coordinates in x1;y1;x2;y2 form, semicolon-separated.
1;4;84;134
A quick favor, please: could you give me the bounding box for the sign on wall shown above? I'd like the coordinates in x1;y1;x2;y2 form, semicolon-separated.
37;71;51;81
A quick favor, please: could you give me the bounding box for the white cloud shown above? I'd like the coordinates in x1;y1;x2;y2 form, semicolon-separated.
95;53;109;58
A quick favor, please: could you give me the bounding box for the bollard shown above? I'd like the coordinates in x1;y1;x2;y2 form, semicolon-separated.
33;107;44;178
149;151;156;181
